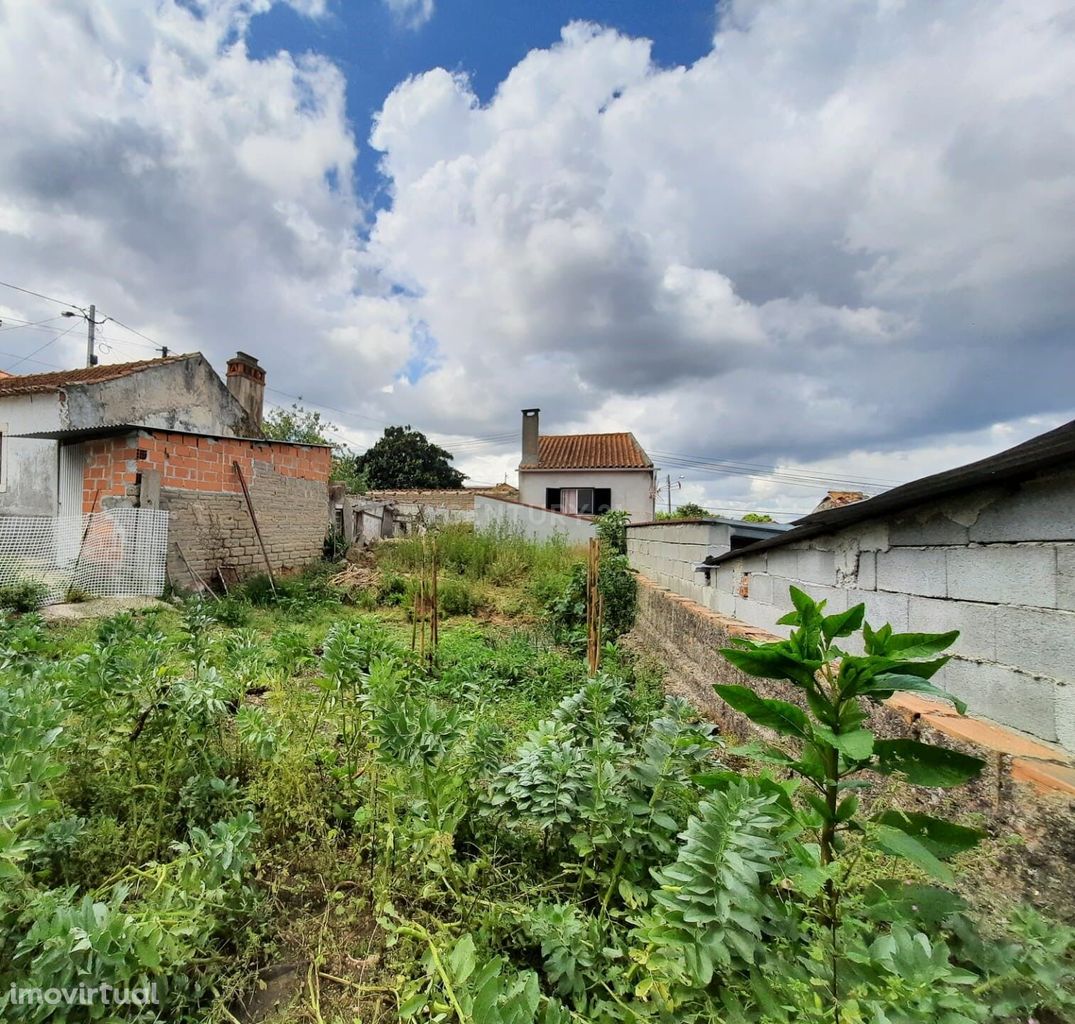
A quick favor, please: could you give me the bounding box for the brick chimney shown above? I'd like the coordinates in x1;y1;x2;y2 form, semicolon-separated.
521;408;540;466
226;352;266;432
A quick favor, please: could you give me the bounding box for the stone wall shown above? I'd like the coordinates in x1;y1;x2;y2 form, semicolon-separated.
81;428;331;587
626;468;1075;752
628;573;1075;916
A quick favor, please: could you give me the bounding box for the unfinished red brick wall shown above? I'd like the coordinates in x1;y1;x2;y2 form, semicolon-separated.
80;430;331;586
81;429;330;509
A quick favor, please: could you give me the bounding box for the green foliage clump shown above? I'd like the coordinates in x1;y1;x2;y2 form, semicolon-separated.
594;509;630;554
0;577;47;612
655;501;710;520
545;552;637;646
356;424;466;489
1;574;1072;1024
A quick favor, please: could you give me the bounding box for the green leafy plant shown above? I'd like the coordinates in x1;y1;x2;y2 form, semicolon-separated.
0;577;47;613
717;585;986;1013
594;510;630;555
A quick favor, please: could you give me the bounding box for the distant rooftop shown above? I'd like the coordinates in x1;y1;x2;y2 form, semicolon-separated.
811;490;869;514
521;432;653;470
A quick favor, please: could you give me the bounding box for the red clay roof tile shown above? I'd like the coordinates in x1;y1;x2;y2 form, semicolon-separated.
0;355;191;396
522;432;652;470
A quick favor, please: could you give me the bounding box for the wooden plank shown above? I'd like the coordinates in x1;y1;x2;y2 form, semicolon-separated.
232;460;276;594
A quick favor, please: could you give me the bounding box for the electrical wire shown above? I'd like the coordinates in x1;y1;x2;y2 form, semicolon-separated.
653;453;897;493
0;315;67;334
104;316;168;353
0;279;84;311
4;322;81;372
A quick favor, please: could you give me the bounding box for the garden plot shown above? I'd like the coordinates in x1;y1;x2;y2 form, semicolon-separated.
1;523;1073;1024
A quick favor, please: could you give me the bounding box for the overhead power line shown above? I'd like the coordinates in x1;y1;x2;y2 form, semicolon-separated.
4;322;81;372
0;279;84;311
0;315;68;334
652;450;899;493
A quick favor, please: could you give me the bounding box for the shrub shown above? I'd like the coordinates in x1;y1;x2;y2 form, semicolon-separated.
545;553;637;644
0;577;46;613
595;510;630;555
378;571;409;606
437;577;479;616
380;522;581;587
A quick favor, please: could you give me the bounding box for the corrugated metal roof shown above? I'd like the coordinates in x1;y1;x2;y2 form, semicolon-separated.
0;355;192;396
13;424;331;448
521;432;653;470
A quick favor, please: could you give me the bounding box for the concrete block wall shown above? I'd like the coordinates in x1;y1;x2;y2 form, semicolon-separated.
162;461;328;585
627;575;1075;915
626;469;1075;752
626;522;735;604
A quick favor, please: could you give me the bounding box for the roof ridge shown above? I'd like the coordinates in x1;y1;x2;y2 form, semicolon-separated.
0;354;194;396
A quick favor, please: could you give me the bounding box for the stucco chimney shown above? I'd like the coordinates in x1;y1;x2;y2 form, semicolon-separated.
521;408;540;466
227;352;266;432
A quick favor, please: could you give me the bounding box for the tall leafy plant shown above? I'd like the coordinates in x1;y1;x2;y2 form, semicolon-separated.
717;586;986;1011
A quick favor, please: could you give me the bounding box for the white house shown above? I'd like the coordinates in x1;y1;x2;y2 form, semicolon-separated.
516;408;656;521
0;352;264;516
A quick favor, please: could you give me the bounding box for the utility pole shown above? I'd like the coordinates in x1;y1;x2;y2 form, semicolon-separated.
667;473;672;516
86;304;97;367
61;305;105;366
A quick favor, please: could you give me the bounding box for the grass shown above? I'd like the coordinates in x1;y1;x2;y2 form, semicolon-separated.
380;521;582;590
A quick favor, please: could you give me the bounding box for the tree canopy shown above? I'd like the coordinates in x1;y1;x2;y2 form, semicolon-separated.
261;403;365;492
356;425;466;490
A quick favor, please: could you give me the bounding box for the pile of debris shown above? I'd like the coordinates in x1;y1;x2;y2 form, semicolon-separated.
329;562;381;592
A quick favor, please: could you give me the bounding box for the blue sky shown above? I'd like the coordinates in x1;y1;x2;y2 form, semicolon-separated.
247;0;717;212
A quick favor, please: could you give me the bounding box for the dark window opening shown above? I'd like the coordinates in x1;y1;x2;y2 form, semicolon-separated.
730;534;758;551
547;486;614;515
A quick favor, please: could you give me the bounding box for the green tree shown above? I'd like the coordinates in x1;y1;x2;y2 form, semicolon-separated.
261;403;365;492
741;512;774;523
655;502;710;520
356;425;466;489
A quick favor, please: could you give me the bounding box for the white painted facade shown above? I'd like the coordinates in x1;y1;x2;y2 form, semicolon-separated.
627;469;1075;752
518;468;655;522
474;494;596;544
0;355;254;517
0;392;66;515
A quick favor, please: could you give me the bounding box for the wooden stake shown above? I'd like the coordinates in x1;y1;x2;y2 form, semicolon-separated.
176;541;219;600
430;537;439;666
232;460;276;594
586;537;602;675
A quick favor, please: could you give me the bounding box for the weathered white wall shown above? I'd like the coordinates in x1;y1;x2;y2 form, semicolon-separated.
0;392;63;515
627;469;1075;752
0;355;257;518
474;494;596;544
64;355;253;435
518;469;655;521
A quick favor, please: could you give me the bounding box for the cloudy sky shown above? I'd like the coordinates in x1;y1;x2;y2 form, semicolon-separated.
1;0;1073;519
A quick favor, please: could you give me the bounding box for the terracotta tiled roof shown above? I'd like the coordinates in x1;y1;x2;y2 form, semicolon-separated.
811;490;868;513
522;432;653;470
0;355;191;396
